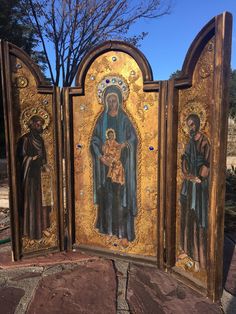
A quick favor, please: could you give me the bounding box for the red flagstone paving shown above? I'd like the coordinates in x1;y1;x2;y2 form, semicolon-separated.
0;287;25;314
27;259;117;314
223;235;236;296
0;248;235;313
0;177;236;313
127;264;222;314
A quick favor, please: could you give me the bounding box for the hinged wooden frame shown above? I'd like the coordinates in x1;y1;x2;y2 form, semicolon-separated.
0;41;64;260
165;12;232;300
0;11;232;302
64;41;165;266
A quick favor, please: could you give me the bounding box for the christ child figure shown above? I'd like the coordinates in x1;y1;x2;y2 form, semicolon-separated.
102;128;126;185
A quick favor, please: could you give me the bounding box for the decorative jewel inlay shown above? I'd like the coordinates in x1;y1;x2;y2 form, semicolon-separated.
16;76;28;88
199;63;211;79
112;56;117;61
144;105;149;110
16;63;22;69
97;75;129;104
208;42;214;51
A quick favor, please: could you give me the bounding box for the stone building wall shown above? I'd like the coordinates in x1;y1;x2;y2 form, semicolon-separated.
227;117;236;168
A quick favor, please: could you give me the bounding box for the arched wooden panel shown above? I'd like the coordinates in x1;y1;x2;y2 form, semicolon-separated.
0;41;64;260
165;12;232;300
65;41;163;265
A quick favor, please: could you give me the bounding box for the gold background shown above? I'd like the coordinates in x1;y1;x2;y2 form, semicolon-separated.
175;38;214;282
73;51;159;256
10;55;58;253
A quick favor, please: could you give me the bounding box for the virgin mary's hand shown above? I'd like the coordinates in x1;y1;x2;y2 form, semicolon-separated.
100;156;110;166
120;142;129;149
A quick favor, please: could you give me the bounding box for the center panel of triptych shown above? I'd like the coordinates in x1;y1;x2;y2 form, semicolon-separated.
73;51;159;257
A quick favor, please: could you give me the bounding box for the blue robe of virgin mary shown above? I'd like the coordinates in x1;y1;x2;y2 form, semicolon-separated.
90;86;137;241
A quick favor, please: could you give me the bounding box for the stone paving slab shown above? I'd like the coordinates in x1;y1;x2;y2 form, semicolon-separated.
127;264;222;314
0;287;25;314
0;259;117;314
0;266;45;314
0;159;7;180
0;253;235;314
0;178;9;208
223;236;236;296
114;260;130;312
0;177;236;313
0;227;10;241
27;259;117;314
221;289;236;314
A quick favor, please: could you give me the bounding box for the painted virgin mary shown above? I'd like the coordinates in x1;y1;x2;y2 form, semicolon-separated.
90;85;137;241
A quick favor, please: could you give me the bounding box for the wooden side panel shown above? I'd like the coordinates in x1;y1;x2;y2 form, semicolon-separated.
0;41;64;259
63;87;74;250
168;12;232;300
157;81;167;269
208;12;232;301
165;79;178;269
0;41;20;259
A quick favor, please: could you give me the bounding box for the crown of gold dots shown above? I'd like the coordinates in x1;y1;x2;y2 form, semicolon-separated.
97;75;129;104
20;106;50;133
180;102;208;136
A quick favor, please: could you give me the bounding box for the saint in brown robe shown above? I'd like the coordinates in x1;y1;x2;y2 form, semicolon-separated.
17;118;50;240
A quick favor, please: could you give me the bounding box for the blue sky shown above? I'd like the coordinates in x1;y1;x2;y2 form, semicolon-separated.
130;0;236;80
44;1;236;84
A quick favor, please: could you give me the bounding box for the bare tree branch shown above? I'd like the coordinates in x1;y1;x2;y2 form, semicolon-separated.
23;0;172;86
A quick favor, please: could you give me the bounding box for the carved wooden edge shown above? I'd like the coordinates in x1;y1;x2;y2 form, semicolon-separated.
66;90;162;264
165;79;178;269
174;17;215;88
168;12;232;301
0;40;21;260
77;244;157;266
53;86;65;251
157;81;168;269
0;41;64;259
171;266;207;296
207;12;232;301
73;40;161;93
63;88;74;250
23;86;64;259
67;41;161;263
7;41;53;93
